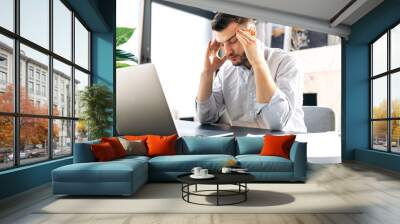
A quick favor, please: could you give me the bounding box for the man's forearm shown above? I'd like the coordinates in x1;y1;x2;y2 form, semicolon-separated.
252;61;277;104
197;70;214;102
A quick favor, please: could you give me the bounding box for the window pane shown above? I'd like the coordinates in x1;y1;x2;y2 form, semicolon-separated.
75;120;88;143
53;119;72;158
0;0;14;31
74;69;89;118
20;117;49;165
372;33;387;76
53;0;72;60
0;35;14;112
372;76;387;119
53;59;72;117
20;44;49;115
372;121;388;151
391;24;400;70
151;2;211;117
391;72;400;118
0;116;13;170
75;18;89;70
20;0;49;49
391;120;400;153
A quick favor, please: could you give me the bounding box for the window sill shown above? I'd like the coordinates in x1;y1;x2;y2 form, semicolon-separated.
0;156;72;176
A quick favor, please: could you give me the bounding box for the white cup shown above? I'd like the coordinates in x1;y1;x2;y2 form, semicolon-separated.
221;167;232;174
191;167;202;176
200;169;208;176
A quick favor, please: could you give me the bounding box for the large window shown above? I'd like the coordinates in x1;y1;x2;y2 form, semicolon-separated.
0;0;91;170
370;23;400;153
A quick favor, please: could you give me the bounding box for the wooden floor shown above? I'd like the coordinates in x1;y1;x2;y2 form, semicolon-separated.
1;162;400;224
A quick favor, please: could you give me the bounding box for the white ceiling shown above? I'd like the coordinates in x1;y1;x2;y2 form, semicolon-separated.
163;0;384;37
225;0;353;23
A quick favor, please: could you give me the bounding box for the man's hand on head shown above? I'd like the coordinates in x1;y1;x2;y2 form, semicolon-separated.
236;27;265;67
203;39;227;76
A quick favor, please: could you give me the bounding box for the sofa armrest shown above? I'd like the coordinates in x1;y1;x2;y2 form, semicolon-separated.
73;140;100;163
289;141;307;181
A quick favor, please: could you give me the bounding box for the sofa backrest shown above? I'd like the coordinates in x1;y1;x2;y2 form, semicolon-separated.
235;136;263;155
73;139;101;163
178;136;236;155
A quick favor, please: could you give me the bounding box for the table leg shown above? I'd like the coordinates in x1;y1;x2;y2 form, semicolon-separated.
195;184;197;192
217;184;219;206
245;183;247;201
188;184;191;202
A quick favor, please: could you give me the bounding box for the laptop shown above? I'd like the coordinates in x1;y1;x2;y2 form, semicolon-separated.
116;63;178;136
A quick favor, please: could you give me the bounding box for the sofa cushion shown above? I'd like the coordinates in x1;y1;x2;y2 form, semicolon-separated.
147;134;178;157
91;142;118;161
118;137;147;156
53;158;147;183
115;155;150;163
236;155;293;172
180;136;235;155
101;137;127;158
236;137;263;155
260;135;296;159
149;154;235;172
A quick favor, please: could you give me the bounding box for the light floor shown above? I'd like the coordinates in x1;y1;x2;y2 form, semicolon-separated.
1;162;400;224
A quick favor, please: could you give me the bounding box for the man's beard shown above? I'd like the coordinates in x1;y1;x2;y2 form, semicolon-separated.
230;53;251;69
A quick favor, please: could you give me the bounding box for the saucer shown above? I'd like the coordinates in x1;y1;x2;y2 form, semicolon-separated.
190;174;215;179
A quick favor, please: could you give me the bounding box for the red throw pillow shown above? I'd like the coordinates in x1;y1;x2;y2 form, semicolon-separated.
259;135;296;159
91;142;118;161
146;134;178;157
101;137;127;158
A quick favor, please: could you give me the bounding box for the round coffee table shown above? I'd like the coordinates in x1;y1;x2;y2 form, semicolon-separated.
177;173;255;206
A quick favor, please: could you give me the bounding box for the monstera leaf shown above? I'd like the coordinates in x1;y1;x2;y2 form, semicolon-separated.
116;49;138;63
116;27;138;68
116;27;135;47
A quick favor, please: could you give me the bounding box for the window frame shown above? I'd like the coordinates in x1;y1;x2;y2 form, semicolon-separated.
0;0;92;171
370;20;400;154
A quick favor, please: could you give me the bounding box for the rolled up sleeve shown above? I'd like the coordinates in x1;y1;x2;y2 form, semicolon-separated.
255;56;302;130
195;72;225;123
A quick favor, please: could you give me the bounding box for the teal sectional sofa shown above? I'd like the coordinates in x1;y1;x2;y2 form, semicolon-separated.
52;136;307;196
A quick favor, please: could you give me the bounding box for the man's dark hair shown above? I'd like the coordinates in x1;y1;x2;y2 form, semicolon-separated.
211;12;254;31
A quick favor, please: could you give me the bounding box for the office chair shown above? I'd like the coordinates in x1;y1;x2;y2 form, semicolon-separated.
302;106;335;133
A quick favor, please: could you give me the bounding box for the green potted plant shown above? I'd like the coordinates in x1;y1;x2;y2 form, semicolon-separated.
116;27;138;68
79;84;113;140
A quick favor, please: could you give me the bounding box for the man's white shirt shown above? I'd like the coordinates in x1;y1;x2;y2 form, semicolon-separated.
196;47;307;132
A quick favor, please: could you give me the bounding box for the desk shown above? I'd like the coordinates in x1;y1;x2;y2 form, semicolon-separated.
175;120;298;137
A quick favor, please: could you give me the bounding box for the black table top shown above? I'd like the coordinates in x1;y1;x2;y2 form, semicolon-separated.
177;172;255;185
175;120;301;137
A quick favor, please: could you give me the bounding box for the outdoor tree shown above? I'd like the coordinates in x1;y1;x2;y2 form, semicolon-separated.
0;84;60;152
372;99;400;143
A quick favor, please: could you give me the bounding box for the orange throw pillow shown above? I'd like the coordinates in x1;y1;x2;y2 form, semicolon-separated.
91;142;117;161
146;134;178;157
124;135;148;141
101;137;127;158
259;135;296;159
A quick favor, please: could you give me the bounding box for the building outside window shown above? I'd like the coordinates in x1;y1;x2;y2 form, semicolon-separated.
28;67;34;80
0;54;7;67
0;71;7;86
0;0;92;170
41;85;46;97
0;54;7;90
28;81;34;94
35;83;40;95
35;70;40;81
